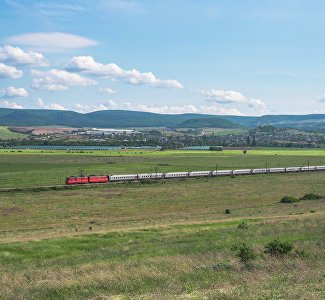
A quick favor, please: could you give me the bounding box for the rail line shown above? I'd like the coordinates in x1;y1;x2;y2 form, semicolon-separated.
1;165;324;192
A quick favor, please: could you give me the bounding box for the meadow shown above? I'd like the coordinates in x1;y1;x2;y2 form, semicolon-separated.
1;148;325;188
0;126;27;140
0;149;324;299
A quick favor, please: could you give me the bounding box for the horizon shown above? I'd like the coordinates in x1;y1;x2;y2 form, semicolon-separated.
1;1;325;116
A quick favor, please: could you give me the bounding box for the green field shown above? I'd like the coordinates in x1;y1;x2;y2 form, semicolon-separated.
0;127;27;140
0;149;325;299
0;148;325;188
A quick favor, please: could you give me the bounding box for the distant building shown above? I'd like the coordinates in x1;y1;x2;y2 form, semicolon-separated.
81;128;137;136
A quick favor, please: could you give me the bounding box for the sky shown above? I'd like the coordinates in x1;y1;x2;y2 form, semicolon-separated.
1;0;325;116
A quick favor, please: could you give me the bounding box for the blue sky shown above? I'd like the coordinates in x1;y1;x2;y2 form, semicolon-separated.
1;0;325;115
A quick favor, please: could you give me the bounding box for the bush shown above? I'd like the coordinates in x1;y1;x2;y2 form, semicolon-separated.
264;240;293;256
300;193;323;200
224;209;231;214
237;222;248;229
232;243;257;264
280;196;300;203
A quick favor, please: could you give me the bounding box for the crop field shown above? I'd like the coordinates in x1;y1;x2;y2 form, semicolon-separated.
0;149;324;299
1;148;325;188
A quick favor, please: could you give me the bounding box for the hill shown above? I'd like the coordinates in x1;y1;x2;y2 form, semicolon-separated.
175;117;240;128
1;108;325;130
222;114;325;130
0;108;242;129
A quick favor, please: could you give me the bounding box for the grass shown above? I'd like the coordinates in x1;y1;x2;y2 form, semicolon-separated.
1;148;325;187
0;126;27;140
1;216;324;299
0;149;324;298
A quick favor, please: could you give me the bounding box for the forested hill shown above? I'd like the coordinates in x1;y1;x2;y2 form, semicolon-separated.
0;108;242;128
1;108;325;130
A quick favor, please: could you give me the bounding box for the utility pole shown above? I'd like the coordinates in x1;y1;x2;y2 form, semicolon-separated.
265;162;268;174
308;160;310;171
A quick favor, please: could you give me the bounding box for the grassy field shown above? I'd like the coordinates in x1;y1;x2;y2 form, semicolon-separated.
1;148;325;188
0;127;27;140
0;149;324;299
0;172;324;299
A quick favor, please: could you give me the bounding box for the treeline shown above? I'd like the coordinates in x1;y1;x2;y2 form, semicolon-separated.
1;126;325;148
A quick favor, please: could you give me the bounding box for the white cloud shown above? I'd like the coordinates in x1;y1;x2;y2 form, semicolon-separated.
6;32;98;52
198;104;244;115
124;103;243;115
0;100;23;109
67;56;183;89
31;69;97;91
72;99;118;113
0;63;23;79
36;98;45;107
49;103;66;110
248;98;269;114
201;89;247;104
2;86;28;98
108;101;243;115
123;103;198;114
201;89;268;115
100;87;117;94
36;98;66;110
0;45;49;66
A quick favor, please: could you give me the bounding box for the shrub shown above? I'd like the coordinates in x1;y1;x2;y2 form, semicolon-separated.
224;209;231;214
237;222;248;229
232;243;257;264
300;193;323;200
280;196;300;203
264;240;293;256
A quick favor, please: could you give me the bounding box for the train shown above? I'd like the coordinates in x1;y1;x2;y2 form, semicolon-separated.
65;165;325;185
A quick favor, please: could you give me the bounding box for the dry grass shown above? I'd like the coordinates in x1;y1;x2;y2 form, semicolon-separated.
0;167;324;298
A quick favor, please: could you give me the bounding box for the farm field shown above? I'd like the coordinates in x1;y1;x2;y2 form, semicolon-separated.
0;172;324;299
1;148;325;188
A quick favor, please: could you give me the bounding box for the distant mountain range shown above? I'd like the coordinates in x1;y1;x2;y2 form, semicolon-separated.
1;108;325;131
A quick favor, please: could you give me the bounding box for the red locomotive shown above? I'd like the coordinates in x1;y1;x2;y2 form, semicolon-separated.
65;175;108;185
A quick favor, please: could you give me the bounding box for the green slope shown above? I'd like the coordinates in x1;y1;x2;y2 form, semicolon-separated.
0;126;27;140
175;117;241;128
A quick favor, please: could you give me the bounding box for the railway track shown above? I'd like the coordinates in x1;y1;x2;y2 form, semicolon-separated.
1;165;324;192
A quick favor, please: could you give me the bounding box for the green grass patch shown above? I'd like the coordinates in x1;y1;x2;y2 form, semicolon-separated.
1;148;325;187
0;126;27;140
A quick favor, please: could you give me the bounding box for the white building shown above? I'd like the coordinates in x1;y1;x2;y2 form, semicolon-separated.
84;128;136;136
